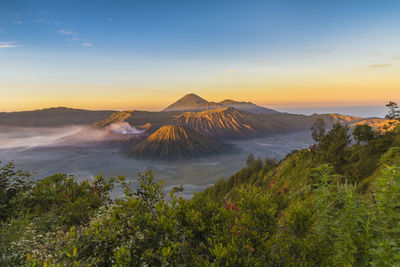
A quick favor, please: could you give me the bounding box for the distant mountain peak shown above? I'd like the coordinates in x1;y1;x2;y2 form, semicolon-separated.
162;93;277;114
179;93;208;104
182;93;205;100
162;93;218;112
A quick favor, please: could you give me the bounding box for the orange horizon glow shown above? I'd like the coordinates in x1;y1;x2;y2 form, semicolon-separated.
1;69;399;113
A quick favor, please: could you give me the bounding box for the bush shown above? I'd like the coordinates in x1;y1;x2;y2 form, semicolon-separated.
0;161;33;222
2;140;400;266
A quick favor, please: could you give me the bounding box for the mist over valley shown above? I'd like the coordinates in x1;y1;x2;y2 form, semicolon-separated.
0;94;393;196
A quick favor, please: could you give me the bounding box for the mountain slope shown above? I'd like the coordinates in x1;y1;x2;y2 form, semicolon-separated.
162;94;221;112
92;111;133;128
90;110;179;132
218;99;277;114
316;113;397;131
129;125;232;160
167;107;287;139
0;107;114;127
205;124;400;203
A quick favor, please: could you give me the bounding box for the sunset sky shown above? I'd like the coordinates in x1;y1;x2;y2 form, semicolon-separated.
1;0;400;116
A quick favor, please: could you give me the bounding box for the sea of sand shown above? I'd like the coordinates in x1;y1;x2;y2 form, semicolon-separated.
0;126;313;197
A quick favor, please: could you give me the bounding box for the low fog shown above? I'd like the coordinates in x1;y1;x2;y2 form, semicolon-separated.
0;125;86;149
0;124;314;197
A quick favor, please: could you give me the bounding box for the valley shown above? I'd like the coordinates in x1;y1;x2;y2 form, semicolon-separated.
0;128;313;196
0;93;395;196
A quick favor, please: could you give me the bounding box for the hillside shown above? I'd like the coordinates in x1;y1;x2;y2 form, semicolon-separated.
206;123;400;203
168;107;286;139
0;107;114;127
162;93;277;114
162;94;221;112
129;125;233;160
315;113;397;131
218;99;277;114
91;110;179;131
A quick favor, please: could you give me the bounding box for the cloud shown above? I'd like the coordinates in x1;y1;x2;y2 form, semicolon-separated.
56;28;93;48
0;41;21;48
365;63;394;69
81;43;93;47
226;69;235;73
35;18;60;25
108;17;112;22
57;29;77;36
13;20;23;25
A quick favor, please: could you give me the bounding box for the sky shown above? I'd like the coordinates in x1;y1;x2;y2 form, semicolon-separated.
0;0;400;117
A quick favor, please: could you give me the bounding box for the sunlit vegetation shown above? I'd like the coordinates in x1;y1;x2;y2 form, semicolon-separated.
1;160;400;266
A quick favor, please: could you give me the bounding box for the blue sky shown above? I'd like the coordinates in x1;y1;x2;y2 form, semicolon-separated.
1;0;400;115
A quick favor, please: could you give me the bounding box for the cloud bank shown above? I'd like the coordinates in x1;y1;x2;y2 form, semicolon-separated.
0;41;21;48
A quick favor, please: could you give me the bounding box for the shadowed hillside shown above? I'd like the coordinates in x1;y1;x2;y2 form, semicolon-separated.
0;107;114;127
218;99;277;114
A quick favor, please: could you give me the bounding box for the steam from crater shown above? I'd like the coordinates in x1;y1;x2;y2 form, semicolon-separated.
107;122;145;135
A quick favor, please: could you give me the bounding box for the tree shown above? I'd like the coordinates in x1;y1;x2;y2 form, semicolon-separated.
319;123;351;171
369;166;400;265
385;101;400;120
311;118;327;143
0;161;32;222
312;164;371;265
353;124;375;144
246;154;255;167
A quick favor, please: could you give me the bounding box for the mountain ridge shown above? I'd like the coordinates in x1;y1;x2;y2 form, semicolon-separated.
0;107;114;127
162;93;277;114
168;107;285;139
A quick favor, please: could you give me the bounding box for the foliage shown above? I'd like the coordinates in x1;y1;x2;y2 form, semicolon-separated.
312;165;371;265
353;124;375;144
369;166;400;265
318;123;351;171
0;169;115;265
385;101;400;120
0;161;33;222
311;118;327;143
205;155;277;202
379;146;400;165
